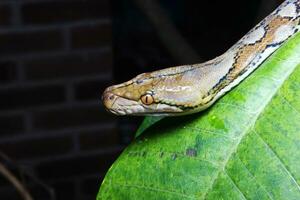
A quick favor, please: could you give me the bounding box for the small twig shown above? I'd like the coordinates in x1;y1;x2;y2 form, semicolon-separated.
0;151;56;200
133;0;202;64
0;162;33;200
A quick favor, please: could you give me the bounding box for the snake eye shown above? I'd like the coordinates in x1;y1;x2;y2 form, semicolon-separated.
141;94;154;105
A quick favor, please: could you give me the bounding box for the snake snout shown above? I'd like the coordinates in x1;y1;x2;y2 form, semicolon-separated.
102;89;118;110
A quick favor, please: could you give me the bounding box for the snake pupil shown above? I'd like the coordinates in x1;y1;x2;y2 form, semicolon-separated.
141;94;153;105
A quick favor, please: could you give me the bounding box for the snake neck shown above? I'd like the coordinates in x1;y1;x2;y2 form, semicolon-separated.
196;0;300;105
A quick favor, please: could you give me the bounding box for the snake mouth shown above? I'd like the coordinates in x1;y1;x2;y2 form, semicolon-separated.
102;89;144;115
102;88;183;116
102;90;117;109
102;90;124;115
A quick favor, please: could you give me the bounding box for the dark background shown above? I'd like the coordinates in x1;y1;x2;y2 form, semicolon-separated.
0;0;281;199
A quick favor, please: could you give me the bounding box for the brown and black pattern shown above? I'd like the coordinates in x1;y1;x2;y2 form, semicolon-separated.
102;0;300;116
208;14;300;99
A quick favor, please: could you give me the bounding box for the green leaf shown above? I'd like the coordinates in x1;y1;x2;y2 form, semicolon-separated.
135;116;164;138
97;32;300;200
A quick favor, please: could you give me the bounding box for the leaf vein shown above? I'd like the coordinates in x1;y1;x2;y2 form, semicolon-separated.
224;171;247;200
253;129;300;191
236;155;274;200
187;127;238;140
217;102;258;115
279;95;300;117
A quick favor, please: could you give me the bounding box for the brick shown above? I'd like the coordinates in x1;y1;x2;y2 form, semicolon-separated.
33;105;115;130
0;30;63;56
79;128;119;151
0;115;24;136
0;61;17;83
71;24;111;49
36;151;121;180
0;85;65;111
0;5;11;26
74;80;111;101
0;136;73;160
24;52;112;81
21;0;110;25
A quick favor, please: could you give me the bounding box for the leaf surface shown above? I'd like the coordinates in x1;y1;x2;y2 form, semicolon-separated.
98;32;300;200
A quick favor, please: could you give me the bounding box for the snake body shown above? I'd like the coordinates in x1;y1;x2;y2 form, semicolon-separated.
102;0;300;116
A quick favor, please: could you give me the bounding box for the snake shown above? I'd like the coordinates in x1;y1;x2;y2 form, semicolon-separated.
102;0;300;116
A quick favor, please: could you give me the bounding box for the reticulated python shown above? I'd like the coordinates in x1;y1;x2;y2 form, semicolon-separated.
102;0;300;116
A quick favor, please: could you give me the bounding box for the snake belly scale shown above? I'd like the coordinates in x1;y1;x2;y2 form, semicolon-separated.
102;0;300;116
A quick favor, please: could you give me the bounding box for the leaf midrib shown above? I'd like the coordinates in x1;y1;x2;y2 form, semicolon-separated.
202;62;299;199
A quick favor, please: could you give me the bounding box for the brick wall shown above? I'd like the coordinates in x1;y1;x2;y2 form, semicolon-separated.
0;1;120;200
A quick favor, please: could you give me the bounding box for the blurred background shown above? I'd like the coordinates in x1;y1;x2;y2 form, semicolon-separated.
0;0;282;199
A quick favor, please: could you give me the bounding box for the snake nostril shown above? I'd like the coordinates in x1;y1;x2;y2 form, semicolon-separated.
102;91;117;108
109;95;114;100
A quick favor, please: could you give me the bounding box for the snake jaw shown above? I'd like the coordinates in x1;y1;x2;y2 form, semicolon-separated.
102;90;118;113
101;85;139;115
102;86;184;116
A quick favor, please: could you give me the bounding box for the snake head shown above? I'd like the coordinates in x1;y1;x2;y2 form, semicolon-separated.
102;66;209;116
